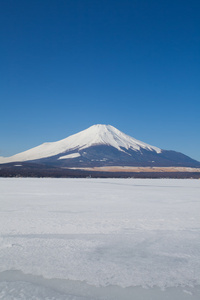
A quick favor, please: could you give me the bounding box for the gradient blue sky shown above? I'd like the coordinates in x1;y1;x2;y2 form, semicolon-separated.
1;0;200;161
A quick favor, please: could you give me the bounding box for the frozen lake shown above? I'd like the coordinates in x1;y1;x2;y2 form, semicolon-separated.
0;178;200;299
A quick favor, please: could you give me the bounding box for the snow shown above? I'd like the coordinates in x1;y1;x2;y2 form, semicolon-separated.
0;178;200;299
58;153;81;160
0;124;161;163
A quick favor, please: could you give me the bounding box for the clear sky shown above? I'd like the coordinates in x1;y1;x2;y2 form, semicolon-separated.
1;0;200;161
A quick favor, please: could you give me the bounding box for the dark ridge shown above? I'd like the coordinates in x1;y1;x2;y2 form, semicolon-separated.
12;145;199;168
0;164;199;179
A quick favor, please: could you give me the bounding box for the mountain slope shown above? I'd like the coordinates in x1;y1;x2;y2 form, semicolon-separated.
0;124;199;168
0;125;161;162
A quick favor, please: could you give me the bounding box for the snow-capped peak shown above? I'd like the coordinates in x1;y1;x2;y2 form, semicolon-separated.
73;124;161;153
0;124;161;163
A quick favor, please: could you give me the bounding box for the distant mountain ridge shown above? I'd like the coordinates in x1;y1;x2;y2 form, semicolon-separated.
0;124;199;168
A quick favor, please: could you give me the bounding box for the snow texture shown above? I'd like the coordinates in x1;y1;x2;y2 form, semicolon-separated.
58;153;81;160
0;124;161;163
0;178;200;299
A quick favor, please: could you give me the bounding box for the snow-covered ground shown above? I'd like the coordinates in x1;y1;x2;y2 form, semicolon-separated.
0;178;200;299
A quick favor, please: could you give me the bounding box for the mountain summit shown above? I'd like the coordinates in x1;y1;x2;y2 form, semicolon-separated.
0;124;199;168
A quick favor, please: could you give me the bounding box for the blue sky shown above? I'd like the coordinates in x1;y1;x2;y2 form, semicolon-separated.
1;0;200;161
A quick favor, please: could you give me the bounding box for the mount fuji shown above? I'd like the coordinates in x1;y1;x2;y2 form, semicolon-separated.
0;124;199;168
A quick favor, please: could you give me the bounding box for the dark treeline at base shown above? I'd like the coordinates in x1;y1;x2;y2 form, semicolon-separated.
0;164;199;179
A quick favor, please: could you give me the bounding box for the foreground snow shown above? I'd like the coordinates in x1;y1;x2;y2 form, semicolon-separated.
0;178;200;299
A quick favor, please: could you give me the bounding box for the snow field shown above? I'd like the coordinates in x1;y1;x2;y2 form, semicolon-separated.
0;178;200;299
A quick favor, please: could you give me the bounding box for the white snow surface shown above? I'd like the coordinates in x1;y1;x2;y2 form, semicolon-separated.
0;178;200;299
58;153;81;160
0;124;161;163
